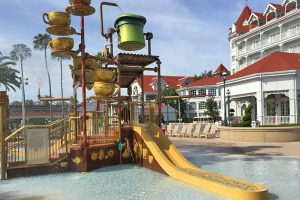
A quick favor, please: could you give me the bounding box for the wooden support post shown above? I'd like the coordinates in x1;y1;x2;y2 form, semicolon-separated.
0;91;8;180
141;73;145;124
157;60;162;127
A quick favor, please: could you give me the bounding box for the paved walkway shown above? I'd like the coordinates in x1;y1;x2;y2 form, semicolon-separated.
170;137;300;158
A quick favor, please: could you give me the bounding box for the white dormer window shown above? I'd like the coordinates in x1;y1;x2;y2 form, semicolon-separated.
133;86;138;96
243;20;248;26
231;24;236;32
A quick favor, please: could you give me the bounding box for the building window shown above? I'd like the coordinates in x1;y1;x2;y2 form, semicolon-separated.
267;102;276;116
281;102;285;116
189;90;197;96
198;89;206;95
286;101;290;116
199;112;205;117
199;102;206;110
208;89;216;96
189;102;197;111
218;101;221;109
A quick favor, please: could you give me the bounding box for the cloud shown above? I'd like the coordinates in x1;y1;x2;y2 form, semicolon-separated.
1;0;282;101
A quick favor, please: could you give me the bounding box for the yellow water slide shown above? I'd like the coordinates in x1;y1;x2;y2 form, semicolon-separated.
132;123;268;200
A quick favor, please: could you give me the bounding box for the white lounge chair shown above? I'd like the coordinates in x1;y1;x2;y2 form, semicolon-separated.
185;124;194;138
207;124;218;138
203;124;212;138
165;124;173;136
193;124;202;138
179;124;188;137
171;125;181;137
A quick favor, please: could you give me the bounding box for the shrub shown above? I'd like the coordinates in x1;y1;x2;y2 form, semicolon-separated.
241;104;253;127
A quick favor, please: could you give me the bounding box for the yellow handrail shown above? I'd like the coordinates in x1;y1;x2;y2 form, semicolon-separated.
5;119;66;142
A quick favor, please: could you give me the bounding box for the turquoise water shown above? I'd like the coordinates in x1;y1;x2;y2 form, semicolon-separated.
1;146;300;200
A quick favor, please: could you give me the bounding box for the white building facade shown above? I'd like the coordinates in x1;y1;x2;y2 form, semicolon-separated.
229;1;300;74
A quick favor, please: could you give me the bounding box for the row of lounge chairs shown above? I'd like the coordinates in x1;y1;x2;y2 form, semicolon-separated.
164;123;219;138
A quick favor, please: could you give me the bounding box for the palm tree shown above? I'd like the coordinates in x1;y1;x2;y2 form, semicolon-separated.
0;51;21;91
33;33;53;120
53;56;68;118
10;44;32;125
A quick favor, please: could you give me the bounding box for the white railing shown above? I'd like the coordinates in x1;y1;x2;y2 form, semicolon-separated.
263;116;290;125
282;27;300;40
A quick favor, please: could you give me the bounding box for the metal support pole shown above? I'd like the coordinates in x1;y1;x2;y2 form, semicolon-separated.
178;97;181;123
157;60;162;127
141;73;145;124
227;98;231;126
73;86;78;143
0;91;8;180
166;103;169;124
223;79;227;126
117;65;122;164
80;16;88;172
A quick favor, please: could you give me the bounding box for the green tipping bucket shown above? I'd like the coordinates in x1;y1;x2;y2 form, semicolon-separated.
114;14;146;51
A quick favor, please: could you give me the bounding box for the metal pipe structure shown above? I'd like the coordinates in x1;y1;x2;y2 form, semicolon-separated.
144;32;153;56
80;16;88;172
38;88;72;102
157;60;162;127
100;2;118;39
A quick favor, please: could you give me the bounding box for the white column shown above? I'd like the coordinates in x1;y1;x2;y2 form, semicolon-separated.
256;76;264;124
289;89;296;124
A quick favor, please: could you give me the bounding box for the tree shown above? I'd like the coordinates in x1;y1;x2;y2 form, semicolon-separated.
10;44;32;125
203;97;220;122
241;104;253;127
0;51;21;91
33;33;53;120
194;70;213;80
53;56;69;118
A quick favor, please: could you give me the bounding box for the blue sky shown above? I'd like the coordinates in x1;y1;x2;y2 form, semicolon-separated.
0;0;283;101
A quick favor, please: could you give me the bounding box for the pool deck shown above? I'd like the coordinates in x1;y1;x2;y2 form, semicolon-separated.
170;137;300;158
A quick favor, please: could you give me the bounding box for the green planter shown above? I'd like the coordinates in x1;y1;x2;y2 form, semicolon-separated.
114;14;146;51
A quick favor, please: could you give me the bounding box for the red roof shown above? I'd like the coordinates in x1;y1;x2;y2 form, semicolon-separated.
229;6;252;36
187;76;222;88
214;64;229;75
228;52;300;80
229;3;293;37
270;3;285;11
136;75;193;92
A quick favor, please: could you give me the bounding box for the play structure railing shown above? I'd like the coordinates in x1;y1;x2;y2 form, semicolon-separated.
70;115;120;145
5;119;69;168
121;101;160;125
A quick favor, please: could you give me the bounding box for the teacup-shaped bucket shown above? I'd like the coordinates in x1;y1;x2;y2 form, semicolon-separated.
72;56;94;70
48;37;74;51
93;69;116;82
43;12;71;26
114;14;146;51
69;0;91;5
94;82;120;97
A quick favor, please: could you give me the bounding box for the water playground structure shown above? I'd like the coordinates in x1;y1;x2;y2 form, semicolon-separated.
0;1;268;199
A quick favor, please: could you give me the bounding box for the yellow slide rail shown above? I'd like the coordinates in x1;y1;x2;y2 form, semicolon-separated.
132;123;268;200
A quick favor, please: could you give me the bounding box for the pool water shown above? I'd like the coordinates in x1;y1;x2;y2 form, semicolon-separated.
1;146;300;200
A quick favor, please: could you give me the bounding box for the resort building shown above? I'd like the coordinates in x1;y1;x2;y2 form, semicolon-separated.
228;0;300;74
130;1;300;125
130;75;193;102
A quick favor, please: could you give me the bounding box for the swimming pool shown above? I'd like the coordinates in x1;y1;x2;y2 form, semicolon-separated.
1;146;299;200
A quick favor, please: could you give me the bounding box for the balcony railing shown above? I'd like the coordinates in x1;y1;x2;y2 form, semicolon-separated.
263;116;290;125
282;27;300;40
